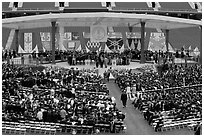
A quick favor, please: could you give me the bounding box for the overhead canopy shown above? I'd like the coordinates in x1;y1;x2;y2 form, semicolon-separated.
2;12;201;30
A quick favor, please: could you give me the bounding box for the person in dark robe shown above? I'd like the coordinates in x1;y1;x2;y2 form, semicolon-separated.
120;92;128;108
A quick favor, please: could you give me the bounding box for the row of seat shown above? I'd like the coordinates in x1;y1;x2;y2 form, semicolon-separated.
151;117;201;132
3;120;126;135
3;2;200;11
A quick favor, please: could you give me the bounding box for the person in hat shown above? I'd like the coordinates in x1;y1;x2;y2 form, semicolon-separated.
120;91;128;108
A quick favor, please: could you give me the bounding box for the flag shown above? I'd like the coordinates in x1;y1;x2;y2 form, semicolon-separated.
104;44;113;53
43;47;46;52
130;39;135;50
119;44;125;53
31;45;39;53
137;40;141;51
90;25;107;42
189;45;192;51
18;45;26;54
168;43;175;53
194;47;200;56
85;46;90;53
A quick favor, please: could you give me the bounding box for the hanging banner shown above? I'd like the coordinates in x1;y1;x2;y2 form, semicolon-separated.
24;33;32;53
85;39;101;52
106;38;123;51
40;32;59;51
148;32;166;52
90;25;107;42
40;32;51;51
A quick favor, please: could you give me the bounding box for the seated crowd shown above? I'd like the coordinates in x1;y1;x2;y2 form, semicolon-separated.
114;64;202;132
115;64;202;91
2;63;125;134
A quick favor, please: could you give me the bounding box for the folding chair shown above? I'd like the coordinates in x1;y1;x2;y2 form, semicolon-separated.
40;127;47;134
2;127;6;134
45;128;51;135
60;124;66;132
25;125;31;133
35;126;41;134
65;125;72;133
76;126;82;134
87;126;93;134
15;128;22;135
20;128;26;135
5;127;12;134
50;128;56;135
81;126;89;134
30;126;36;133
55;125;62;133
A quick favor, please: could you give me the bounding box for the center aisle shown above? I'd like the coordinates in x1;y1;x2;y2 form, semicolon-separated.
106;82;194;135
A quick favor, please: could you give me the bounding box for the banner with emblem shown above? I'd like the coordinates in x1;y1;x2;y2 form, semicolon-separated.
90;25;107;42
106;38;123;51
148;32;166;52
40;32;51;51
40;32;60;51
64;32;80;50
24;33;33;53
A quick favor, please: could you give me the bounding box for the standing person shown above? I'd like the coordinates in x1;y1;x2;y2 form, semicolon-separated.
121;91;128;108
100;54;104;68
126;84;131;100
95;56;99;68
104;57;108;68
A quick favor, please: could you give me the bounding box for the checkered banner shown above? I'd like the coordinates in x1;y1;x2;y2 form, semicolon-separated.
84;38;101;52
24;33;32;53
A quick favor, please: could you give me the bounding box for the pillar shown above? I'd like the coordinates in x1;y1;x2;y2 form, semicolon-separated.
140;22;145;64
165;29;169;53
199;26;202;64
51;21;56;64
15;29;19;53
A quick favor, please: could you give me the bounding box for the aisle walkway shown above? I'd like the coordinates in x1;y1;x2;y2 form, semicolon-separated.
106;82;194;135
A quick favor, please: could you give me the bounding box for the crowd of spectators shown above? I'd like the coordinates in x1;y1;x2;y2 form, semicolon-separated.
113;64;202;132
115;64;202;91
2;63;125;134
134;86;202;131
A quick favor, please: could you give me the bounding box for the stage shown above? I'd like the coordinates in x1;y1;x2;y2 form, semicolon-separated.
4;55;197;78
42;61;156;78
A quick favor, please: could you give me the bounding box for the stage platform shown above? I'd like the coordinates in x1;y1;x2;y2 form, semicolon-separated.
42;61;156;78
3;56;197;78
